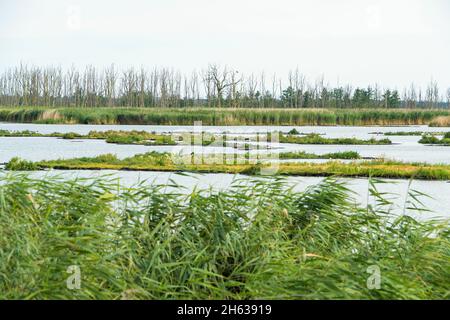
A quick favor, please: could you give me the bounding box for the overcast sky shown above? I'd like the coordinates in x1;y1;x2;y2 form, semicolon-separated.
0;0;449;90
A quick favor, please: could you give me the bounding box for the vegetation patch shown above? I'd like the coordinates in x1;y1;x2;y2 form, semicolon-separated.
278;133;392;145
6;152;450;180
383;131;444;136
0;129;178;145
429;116;450;127
4;157;38;171
419;132;450;145
279;151;361;160
1;107;450;126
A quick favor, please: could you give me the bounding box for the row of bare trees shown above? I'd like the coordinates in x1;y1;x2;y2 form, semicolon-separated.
0;64;448;108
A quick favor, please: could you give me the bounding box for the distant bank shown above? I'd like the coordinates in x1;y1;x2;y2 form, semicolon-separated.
1;106;450;126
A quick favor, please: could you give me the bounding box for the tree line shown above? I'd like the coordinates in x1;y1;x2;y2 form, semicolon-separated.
0;64;449;109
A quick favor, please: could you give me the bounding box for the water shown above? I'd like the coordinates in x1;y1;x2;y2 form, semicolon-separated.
20;170;450;220
0;122;447;137
1;123;449;164
0;123;449;219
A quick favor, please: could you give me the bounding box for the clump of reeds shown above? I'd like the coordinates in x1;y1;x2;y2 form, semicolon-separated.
0;174;448;299
419;133;450;145
429;116;450;127
1;107;450;126
4;157;38;170
278;133;392;145
279;151;361;160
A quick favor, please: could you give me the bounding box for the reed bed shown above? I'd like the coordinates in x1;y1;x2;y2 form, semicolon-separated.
429;116;450;127
1;107;450;126
0;173;448;299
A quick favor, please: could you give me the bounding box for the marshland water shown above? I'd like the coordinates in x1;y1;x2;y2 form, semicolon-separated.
1;123;449;219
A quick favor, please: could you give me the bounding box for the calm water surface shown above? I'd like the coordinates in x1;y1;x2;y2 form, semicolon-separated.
1;123;449;164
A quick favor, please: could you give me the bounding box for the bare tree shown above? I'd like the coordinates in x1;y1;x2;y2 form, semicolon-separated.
0;64;447;109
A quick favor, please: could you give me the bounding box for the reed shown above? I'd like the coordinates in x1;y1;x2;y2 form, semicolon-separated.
278;133;391;145
0;129;177;145
0;173;448;299
419;133;450;145
1;107;450;126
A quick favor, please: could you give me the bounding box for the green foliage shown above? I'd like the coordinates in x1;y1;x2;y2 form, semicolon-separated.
287;128;300;135
279;133;392;145
61;132;83;139
89;130;176;145
0;129;46;137
382;90;401;108
419;133;450;145
0;174;448;299
4;157;39;171
0;129;176;145
383;131;445;136
279;151;361;160
1;107;450;126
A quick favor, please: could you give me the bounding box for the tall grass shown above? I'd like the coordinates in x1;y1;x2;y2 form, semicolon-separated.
10;152;450;180
1;107;450;126
0;173;448;299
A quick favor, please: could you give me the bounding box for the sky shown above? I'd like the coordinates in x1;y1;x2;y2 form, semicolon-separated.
0;0;449;91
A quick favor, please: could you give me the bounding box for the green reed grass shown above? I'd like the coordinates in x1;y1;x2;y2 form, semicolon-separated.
1;107;450;126
0;173;448;299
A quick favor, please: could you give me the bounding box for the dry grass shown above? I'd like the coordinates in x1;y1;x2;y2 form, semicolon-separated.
429;116;450;127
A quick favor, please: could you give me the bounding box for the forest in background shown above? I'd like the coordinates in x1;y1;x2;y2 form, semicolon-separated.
0;64;449;109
